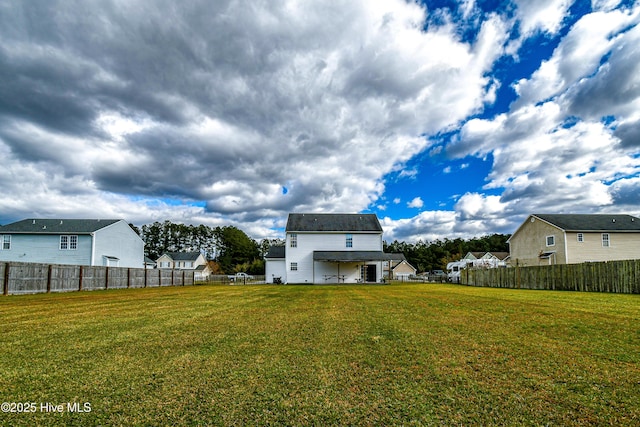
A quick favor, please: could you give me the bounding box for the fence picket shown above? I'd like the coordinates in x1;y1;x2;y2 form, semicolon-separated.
0;262;196;295
461;259;640;294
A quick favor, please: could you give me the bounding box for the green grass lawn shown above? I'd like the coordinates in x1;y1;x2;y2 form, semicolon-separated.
1;283;638;426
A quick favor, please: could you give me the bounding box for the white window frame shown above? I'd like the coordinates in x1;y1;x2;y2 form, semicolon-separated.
290;262;298;271
577;233;584;243
60;235;78;250
346;234;353;248
1;235;10;250
103;256;120;267
602;233;610;247
290;233;297;248
546;235;555;247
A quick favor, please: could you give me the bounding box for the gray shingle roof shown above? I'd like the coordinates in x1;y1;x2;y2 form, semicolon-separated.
286;213;382;232
163;251;202;261
534;214;640;231
313;251;392;261
265;246;285;259
0;218;122;233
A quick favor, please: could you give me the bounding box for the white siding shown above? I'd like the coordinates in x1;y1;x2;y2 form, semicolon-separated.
285;231;382;283
92;220;144;268
156;254;174;269
265;259;286;283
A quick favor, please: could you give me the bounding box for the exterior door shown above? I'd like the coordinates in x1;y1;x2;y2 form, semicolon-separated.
366;264;376;282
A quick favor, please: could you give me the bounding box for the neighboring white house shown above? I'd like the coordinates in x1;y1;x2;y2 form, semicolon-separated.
265;213;394;284
508;214;640;265
447;251;509;282
156;252;207;276
0;218;144;268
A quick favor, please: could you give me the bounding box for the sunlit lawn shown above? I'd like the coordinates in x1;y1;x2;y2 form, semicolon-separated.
0;283;638;426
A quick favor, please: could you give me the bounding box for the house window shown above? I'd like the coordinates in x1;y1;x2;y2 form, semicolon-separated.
60;235;78;250
546;235;555;246
602;233;610;247
1;235;10;250
346;234;353;248
290;233;297;248
290;262;298;271
577;233;584;243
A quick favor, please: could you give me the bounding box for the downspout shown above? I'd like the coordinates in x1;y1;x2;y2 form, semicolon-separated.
563;230;568;264
90;232;96;266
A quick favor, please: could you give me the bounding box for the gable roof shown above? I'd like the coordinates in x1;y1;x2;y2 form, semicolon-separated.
0;218;122;234
533;214;640;232
286;213;382;233
490;252;510;261
161;251;202;261
392;259;416;272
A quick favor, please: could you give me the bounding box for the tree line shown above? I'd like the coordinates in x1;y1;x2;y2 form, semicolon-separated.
384;234;510;273
130;221;279;275
131;220;509;275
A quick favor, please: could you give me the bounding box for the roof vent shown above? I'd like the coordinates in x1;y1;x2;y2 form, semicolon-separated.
60;220;63;225
32;219;36;224
42;226;46;230
612;219;616;223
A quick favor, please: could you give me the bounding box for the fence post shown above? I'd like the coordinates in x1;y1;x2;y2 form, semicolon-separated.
79;266;83;291
3;263;9;296
127;268;131;288
105;266;109;290
144;268;147;288
46;264;52;293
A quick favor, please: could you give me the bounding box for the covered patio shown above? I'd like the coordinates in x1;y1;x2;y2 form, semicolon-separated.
312;251;395;284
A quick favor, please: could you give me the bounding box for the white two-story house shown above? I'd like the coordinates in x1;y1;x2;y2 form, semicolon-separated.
265;213;391;284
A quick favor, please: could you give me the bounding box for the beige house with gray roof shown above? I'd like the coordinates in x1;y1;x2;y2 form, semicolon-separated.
508;214;640;266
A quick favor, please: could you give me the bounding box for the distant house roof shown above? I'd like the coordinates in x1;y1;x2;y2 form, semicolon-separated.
464;252;486;260
533;214;640;232
392;259;416;273
0;218;122;234
490;252;510;261
160;251;202;261
286;213;382;233
385;253;407;261
265;246;285;259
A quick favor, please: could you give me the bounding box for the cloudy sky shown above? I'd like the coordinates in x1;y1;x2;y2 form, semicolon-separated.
1;0;639;242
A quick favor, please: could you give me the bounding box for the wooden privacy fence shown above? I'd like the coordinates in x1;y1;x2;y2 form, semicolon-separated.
1;262;195;295
460;259;640;294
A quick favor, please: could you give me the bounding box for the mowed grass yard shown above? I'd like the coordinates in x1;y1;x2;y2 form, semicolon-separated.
0;283;638;426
